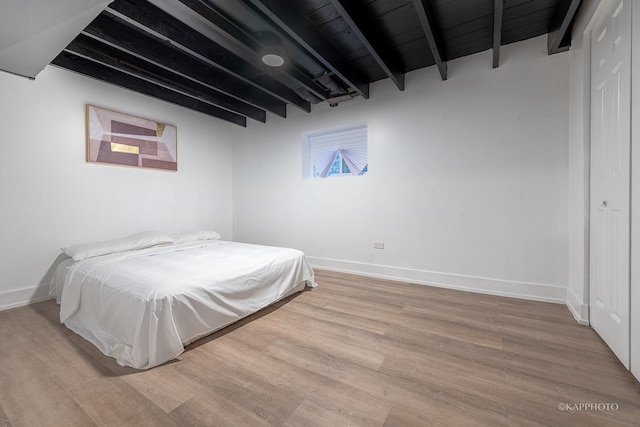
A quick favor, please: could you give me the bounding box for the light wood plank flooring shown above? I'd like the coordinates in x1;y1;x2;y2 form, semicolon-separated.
1;269;639;426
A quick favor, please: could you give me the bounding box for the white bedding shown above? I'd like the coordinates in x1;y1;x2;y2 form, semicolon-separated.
50;240;315;369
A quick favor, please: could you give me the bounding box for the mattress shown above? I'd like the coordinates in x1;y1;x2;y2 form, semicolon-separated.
50;240;315;369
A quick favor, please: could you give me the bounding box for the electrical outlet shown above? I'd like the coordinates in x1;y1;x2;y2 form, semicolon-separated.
373;241;384;249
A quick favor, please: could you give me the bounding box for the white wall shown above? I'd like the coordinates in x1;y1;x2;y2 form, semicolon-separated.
0;66;234;310
232;35;570;303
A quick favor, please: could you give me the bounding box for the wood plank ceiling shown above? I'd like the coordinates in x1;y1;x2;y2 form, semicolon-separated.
51;0;583;127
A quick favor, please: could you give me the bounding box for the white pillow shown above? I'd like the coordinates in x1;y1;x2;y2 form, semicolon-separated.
63;231;175;261
173;229;222;243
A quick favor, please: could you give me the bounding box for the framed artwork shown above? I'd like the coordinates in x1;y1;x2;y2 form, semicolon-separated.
86;105;177;171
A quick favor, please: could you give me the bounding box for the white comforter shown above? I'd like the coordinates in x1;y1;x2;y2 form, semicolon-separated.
50;240;315;369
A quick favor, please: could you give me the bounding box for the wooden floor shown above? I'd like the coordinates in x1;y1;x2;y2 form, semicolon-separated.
1;270;639;426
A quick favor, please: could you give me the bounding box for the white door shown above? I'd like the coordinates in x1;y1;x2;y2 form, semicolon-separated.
590;0;631;368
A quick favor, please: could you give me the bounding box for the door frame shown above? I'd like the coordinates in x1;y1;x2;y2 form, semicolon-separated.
630;0;640;382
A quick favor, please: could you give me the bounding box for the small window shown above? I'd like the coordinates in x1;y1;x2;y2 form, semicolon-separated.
302;124;368;178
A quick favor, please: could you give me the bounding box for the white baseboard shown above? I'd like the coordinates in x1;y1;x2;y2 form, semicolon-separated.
309;257;567;304
0;259;572;315
565;287;590;325
0;286;53;312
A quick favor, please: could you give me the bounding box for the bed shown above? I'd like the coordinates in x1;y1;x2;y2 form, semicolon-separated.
50;231;315;369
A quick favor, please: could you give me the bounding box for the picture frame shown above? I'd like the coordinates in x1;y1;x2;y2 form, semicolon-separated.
86;105;177;171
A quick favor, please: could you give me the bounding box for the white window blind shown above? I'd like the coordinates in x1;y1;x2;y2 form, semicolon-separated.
307;125;368;178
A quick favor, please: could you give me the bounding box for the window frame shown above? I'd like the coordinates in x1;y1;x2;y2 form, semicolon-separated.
302;123;368;179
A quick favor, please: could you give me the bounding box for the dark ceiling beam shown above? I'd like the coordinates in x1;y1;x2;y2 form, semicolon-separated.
548;0;582;54
66;35;266;123
243;0;370;99
492;0;503;68
107;0;311;112
176;0;330;101
329;0;404;91
84;14;287;118
412;0;447;81
52;51;246;127
177;0;257;49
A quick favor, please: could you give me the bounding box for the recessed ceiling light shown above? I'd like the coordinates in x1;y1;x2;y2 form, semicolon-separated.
258;32;286;67
262;53;285;67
